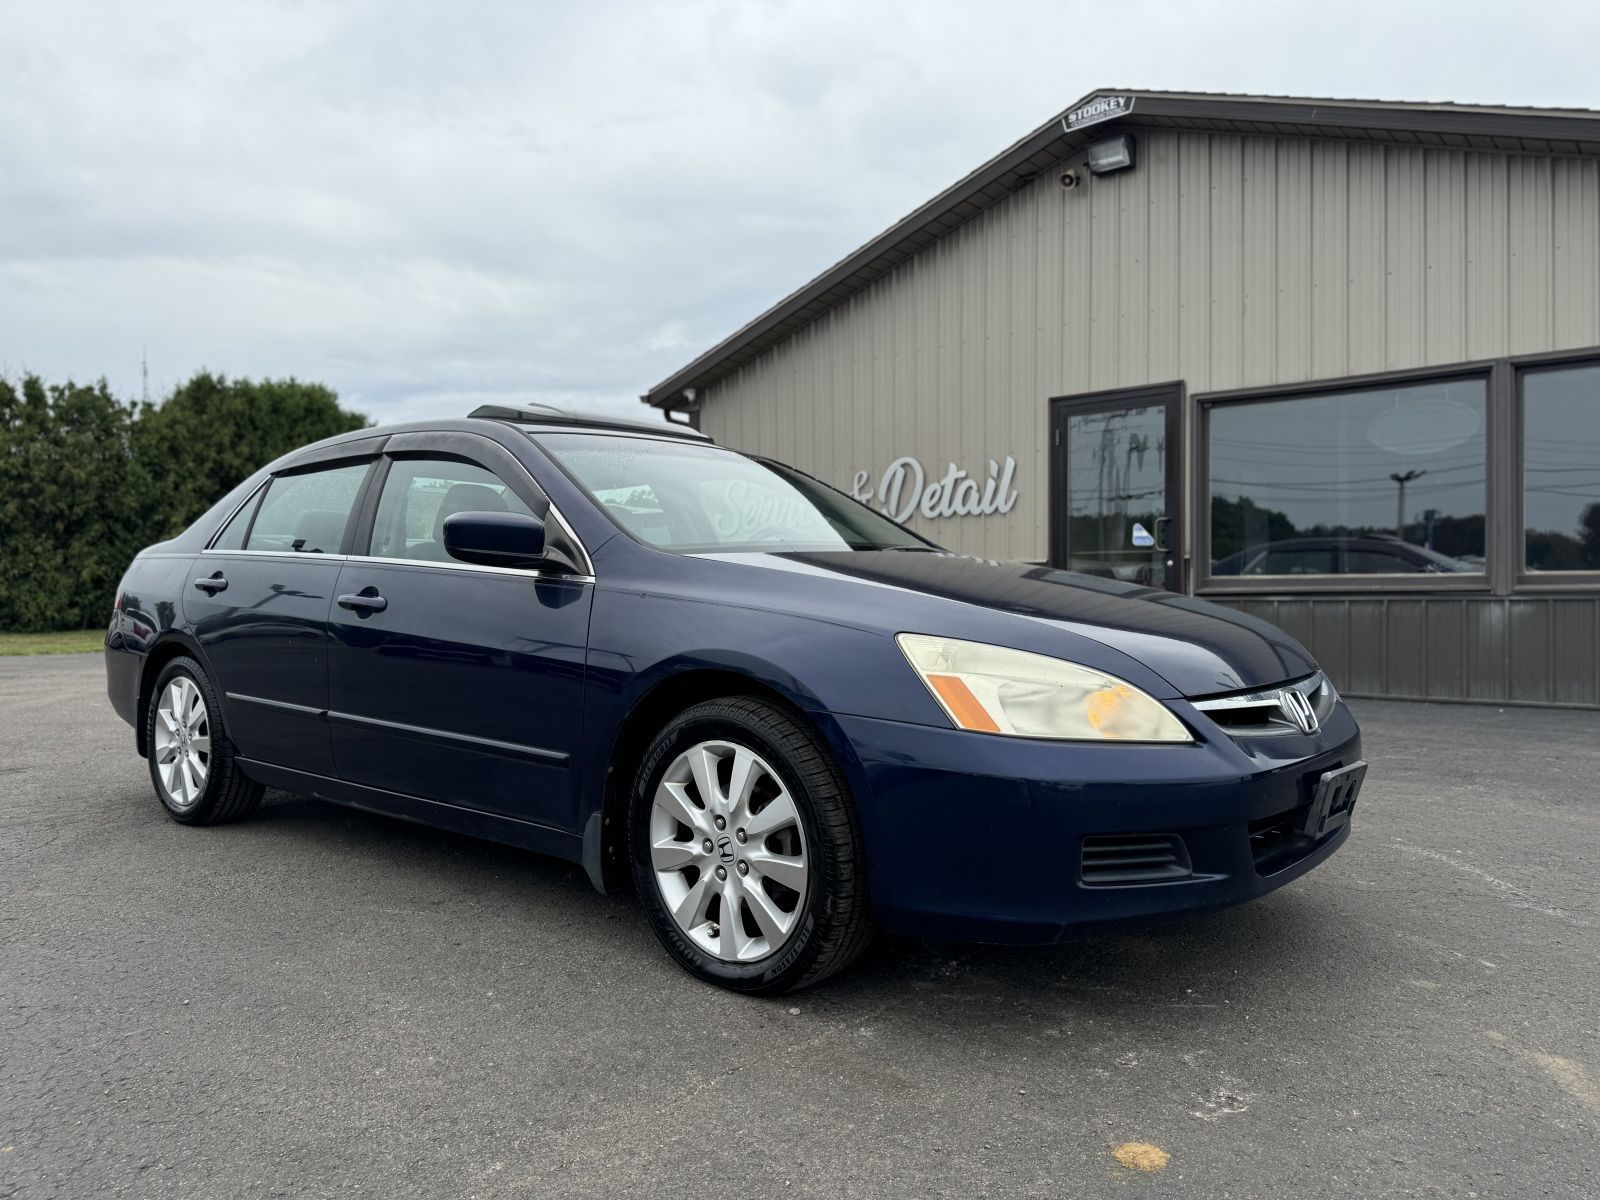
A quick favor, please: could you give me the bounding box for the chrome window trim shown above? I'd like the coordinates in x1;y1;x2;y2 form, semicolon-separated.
343;554;595;583
537;500;594;577
198;545;594;583
199;548;349;561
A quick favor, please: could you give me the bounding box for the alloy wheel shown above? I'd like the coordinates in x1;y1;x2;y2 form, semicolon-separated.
648;739;809;963
153;676;210;809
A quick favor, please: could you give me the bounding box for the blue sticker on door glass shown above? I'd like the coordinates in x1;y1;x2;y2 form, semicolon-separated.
1131;522;1155;547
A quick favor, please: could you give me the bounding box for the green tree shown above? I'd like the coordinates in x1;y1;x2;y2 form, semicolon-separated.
0;370;366;633
0;375;145;632
133;373;367;540
1208;495;1298;562
1582;502;1600;569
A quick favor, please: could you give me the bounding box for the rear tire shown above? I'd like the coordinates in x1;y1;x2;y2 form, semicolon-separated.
145;656;264;826
630;696;873;994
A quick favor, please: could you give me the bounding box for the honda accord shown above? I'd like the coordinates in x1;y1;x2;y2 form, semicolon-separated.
106;405;1364;993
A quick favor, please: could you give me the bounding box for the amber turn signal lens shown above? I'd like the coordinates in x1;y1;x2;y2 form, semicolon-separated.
925;673;1002;733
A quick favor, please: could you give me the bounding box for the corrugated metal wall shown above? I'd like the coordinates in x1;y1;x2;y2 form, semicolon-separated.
698;128;1600;706
1211;596;1600;707
703;129;1600;559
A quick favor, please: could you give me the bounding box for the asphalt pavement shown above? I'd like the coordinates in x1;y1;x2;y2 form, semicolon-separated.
2;653;1596;1198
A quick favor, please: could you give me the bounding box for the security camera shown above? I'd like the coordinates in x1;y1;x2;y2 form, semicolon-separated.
1059;169;1080;191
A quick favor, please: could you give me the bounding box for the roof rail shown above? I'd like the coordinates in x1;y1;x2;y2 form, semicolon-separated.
467;404;712;442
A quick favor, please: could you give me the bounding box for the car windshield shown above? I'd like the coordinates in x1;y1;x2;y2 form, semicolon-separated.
536;432;936;554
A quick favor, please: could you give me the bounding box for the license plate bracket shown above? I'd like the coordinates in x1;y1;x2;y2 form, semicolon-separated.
1301;761;1366;839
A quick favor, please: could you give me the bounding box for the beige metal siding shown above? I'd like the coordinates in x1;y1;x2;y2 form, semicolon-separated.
701;129;1600;564
1210;596;1600;708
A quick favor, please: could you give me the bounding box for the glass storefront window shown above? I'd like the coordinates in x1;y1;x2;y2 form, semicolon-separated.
1208;378;1487;578
1523;364;1600;572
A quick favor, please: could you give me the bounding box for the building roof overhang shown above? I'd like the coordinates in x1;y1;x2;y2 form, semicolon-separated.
642;88;1600;409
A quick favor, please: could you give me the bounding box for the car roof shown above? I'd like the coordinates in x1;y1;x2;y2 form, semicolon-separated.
268;408;716;476
466;404;712;442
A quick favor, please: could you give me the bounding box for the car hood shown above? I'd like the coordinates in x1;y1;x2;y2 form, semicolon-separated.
710;550;1317;697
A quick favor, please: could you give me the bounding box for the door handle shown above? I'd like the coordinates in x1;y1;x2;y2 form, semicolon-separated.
193;573;228;594
337;589;388;614
1153;516;1172;553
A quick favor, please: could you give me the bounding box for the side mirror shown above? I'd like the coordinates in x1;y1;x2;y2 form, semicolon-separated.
442;511;547;569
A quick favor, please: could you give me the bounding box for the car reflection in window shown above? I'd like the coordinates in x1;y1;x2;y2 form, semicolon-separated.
1214;535;1479;576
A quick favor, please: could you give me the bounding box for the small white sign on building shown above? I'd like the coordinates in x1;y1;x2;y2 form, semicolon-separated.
1062;94;1134;132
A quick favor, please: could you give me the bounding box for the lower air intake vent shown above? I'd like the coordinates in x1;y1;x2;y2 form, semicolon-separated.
1080;834;1193;886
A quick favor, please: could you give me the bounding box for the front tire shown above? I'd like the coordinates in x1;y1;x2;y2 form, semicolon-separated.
630;696;873;994
145;656;264;825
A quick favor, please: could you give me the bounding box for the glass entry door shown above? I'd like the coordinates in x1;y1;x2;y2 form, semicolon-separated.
1049;385;1182;591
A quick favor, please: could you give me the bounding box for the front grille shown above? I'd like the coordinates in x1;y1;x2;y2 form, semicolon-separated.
1192;673;1336;737
1080;834;1193;886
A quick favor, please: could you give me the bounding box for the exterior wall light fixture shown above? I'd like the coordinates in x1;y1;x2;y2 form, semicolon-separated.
1085;135;1137;175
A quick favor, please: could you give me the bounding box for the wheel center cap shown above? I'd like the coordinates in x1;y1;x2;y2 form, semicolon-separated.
716;836;734;864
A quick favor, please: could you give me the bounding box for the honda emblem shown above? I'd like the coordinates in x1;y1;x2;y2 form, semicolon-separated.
1278;688;1319;735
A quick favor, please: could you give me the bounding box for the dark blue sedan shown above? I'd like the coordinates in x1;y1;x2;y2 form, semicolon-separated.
106;405;1365;993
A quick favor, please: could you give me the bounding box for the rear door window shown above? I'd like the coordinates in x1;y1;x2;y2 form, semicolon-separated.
211;485;264;551
244;462;371;554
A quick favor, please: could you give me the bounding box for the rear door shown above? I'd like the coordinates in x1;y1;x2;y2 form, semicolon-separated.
185;456;376;776
325;438;593;831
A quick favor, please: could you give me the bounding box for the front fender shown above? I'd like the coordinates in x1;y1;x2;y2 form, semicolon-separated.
589;589;946;727
575;587;938;891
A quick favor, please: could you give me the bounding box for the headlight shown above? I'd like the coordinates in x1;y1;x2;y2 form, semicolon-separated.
896;633;1191;743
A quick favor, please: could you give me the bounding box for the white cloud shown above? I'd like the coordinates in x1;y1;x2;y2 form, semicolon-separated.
3;0;1598;423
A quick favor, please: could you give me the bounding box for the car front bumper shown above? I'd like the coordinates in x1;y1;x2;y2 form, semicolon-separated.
832;700;1363;944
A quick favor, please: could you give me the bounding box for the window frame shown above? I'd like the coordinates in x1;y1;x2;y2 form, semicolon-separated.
197;431;593;577
203;456;378;557
1195;361;1498;596
347;434;593;578
1513;349;1600;590
240;457;377;556
1048;382;1185;592
362;454;537;562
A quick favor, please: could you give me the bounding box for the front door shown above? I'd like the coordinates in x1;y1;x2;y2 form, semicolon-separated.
1049;384;1183;591
326;453;593;832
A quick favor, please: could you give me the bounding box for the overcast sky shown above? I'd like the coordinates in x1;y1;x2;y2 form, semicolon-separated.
4;0;1600;425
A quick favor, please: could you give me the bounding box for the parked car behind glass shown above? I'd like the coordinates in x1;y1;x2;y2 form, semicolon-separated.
1212;535;1477;576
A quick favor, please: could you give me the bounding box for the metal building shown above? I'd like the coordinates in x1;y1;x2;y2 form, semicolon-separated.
644;91;1600;708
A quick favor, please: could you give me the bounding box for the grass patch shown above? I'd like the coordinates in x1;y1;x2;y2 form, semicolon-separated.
0;629;106;656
